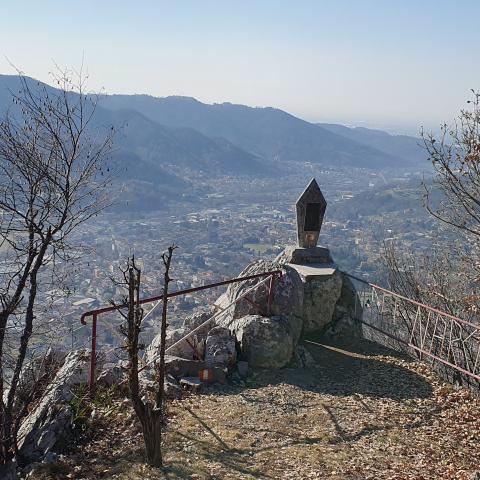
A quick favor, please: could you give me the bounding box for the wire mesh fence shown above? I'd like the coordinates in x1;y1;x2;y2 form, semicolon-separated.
347;273;480;388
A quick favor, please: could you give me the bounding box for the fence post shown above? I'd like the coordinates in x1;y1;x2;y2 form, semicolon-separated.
89;312;97;395
267;273;276;315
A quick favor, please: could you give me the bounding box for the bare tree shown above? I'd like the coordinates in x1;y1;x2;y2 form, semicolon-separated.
115;246;175;468
382;242;480;387
376;92;480;317
422;90;480;241
0;69;113;467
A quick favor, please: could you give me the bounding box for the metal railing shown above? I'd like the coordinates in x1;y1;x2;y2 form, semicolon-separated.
80;270;282;392
345;273;480;385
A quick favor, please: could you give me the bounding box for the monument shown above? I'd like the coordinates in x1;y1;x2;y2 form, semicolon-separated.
277;178;332;266
296;178;327;248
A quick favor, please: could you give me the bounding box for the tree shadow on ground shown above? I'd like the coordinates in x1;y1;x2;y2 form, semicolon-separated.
218;335;433;401
152;337;434;478
60;337;434;479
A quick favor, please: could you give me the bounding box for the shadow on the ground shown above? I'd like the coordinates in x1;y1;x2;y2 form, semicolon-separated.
214;336;433;401
57;337;433;480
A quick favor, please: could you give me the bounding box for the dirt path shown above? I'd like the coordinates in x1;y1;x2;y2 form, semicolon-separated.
37;337;480;479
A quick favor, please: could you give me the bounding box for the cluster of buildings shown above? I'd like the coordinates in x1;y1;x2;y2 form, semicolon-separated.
50;165;435;351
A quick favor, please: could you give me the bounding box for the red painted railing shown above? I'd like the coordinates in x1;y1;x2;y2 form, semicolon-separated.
80;270;282;392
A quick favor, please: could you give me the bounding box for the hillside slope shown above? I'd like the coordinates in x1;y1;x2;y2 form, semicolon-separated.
100;94;413;169
320;123;427;166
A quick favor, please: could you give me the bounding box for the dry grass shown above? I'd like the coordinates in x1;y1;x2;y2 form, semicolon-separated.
34;337;480;479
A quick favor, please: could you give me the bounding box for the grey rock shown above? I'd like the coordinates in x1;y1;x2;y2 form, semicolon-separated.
217;259;304;344
229;315;294;369
183;310;214;336
164;374;183;399
42;451;58;463
290;345;317;369
212;248;359;370
17;350;93;463
327;273;363;337
237;360;249;377
14;346;68;407
210;366;228;384
204;326;237;367
145;326;198;362
96;362;126;387
301;270;343;334
164;355;205;378
0;460;18;480
179;377;202;392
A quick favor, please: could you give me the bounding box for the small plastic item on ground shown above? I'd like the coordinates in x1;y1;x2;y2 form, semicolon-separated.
180;376;202;393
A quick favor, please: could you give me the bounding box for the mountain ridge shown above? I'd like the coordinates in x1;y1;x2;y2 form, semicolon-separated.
0;74;429;211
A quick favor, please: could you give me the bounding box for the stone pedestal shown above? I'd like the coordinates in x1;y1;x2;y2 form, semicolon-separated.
275;245;332;265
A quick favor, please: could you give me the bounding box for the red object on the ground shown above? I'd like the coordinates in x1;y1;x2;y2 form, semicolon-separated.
198;368;214;382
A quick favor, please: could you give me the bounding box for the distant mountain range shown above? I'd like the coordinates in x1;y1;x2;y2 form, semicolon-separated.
0;74;429;210
101;94;426;169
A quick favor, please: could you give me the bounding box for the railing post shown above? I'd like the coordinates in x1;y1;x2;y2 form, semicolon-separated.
267;273;276;316
89;312;97;395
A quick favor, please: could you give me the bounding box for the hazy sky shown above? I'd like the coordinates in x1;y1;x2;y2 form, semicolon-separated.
1;0;479;134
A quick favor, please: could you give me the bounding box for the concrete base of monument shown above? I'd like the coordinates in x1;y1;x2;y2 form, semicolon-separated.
275;245;332;265
286;262;336;280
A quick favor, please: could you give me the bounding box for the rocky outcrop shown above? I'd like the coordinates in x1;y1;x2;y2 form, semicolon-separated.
216;259;304;344
210;246;361;369
227;315;295;369
301;271;343;333
17;350;93;463
204;327;237;367
14;347;68;410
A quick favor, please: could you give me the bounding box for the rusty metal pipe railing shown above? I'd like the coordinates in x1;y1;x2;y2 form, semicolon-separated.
81;270;282;393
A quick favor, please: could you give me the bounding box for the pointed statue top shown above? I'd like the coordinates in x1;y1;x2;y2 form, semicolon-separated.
295;178;327;248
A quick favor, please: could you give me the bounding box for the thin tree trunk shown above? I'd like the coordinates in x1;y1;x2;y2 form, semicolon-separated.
142;408;163;467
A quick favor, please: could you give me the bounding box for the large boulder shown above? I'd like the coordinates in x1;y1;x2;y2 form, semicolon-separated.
204;326;237;367
209;246;363;370
17;350;92;463
216;259;304;344
324;273;363;337
228;315;294;369
216;254;346;339
301;270;343;333
145;327;196;362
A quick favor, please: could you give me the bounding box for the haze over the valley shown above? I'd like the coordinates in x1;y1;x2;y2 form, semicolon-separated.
1;1;480;135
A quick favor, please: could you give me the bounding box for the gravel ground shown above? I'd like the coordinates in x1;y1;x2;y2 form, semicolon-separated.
34;337;480;480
